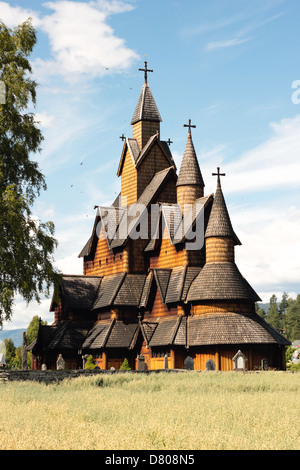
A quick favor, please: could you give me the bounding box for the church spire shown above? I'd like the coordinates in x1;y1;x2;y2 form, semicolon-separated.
177;120;204;188
205;168;241;264
131;61;162;148
176;120;204;213
205;168;240;245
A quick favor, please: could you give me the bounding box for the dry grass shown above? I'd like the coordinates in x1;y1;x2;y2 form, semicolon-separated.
0;371;299;450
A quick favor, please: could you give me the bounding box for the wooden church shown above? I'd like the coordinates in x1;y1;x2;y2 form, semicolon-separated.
30;63;290;371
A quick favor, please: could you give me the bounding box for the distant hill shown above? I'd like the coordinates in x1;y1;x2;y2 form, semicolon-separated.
0;329;26;347
257;303;270;312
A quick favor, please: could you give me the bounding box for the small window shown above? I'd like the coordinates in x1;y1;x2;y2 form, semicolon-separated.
113;256;115;264
120;254;123;261
99;260;101;267
106;258;108;264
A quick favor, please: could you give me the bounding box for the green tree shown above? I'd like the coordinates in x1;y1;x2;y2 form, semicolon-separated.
0;19;59;326
286;295;300;341
26;315;47;346
120;358;131;370
255;303;266;319
4;337;15;369
84;355;96;370
266;294;281;330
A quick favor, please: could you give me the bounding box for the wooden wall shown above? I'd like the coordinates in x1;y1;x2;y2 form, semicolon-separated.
150;226;187;269
137;144;171;199
84;224;125;276
192;302;255;315
121;148;137;206
206;237;235;263
132;121;160;149
177;185;203;214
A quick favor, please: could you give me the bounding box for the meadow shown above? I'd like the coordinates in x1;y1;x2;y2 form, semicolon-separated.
0;371;299;450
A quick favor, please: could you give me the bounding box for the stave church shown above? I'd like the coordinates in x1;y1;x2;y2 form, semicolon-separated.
30;63;290;371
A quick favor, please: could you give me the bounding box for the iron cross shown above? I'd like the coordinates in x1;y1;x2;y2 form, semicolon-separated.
167;138;173;146
212;167;226;179
119;134;126;141
183;119;196;132
139;61;153;84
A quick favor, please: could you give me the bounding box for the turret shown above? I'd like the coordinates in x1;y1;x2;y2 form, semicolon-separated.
130;61;162;149
205;168;241;263
176;120;204;214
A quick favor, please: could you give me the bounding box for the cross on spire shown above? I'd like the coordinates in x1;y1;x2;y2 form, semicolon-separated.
119;134;126;141
183;119;196;134
167;138;173;146
139;60;153;84
212;167;226;185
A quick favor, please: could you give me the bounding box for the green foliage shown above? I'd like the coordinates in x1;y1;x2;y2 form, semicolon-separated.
4;337;15;368
286;361;300;371
119;358;131;370
0;19;59;326
286;295;300;341
26;315;47;346
266;294;281;330
84;355;96;370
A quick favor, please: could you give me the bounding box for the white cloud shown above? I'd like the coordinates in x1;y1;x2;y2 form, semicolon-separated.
35;111;55;128
0;0;138;82
233;204;300;295
223;114;300;194
37;0;139;82
258;291;297;305
205;37;251;51
0;1;41;27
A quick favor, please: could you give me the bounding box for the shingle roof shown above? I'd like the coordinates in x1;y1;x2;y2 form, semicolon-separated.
81;321;112;349
181;267;202;301
139;271;154;308
205;176;241;245
176;130;204;187
152;269;172;303
110;166;176;249
92;272;126;310
187;313;290;346
187;262;261;302
149;317;181;347
113;274;147;306
32;321;94;354
131;83;162;125
50;275;102;311
105;321;139;349
164;266;186;304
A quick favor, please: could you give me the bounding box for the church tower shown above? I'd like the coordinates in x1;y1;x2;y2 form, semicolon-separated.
205;167;241;263
176;120;204;214
131;61;162;149
117;62;175;207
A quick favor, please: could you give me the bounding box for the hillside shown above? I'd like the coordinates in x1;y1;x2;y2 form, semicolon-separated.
0;329;26;347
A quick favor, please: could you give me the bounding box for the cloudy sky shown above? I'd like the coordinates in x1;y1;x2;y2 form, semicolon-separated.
1;0;300;329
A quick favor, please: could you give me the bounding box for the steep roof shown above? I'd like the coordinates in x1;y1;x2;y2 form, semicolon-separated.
50;275;102;311
131;83;162;125
187;262;261;303
117;134;175;177
205;175;241;245
187;313;290;346
177;129;204;187
110;166;176;249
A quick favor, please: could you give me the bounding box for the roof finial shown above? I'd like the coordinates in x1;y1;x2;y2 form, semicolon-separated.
139;60;153;84
212;167;226;186
183;119;196;135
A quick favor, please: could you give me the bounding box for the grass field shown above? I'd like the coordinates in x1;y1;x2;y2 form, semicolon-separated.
0;371;299;450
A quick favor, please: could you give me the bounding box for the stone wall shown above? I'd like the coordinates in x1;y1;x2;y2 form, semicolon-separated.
0;368;186;384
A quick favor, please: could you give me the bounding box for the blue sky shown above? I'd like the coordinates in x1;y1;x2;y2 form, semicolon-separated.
1;0;300;329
